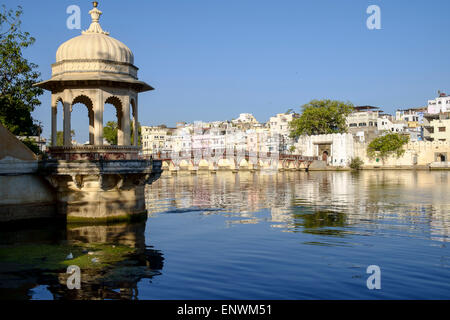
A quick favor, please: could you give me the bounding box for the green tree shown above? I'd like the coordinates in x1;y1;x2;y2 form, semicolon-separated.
21;137;39;154
367;133;410;161
289;145;296;154
349;157;364;170
103;121;141;146
289;99;354;138
0;5;43;136
103;121;118;145
56;130;74;146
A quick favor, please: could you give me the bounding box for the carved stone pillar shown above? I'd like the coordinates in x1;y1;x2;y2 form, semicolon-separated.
122;96;131;146
117;109;124;146
132;96;139;147
51;103;57;147
94;89;104;145
63;97;72;147
89;108;95;145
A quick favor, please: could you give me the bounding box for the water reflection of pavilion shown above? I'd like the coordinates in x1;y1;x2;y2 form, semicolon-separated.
0;222;164;300
146;171;450;242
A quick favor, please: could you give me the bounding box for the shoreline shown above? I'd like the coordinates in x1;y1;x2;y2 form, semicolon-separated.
160;165;449;175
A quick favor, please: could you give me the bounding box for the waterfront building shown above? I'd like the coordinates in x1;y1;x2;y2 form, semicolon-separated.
208;126;227;151
141;126;174;155
294;133;355;166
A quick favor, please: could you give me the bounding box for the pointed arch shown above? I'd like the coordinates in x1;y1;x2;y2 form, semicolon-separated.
104;96;126;145
71;95;94;145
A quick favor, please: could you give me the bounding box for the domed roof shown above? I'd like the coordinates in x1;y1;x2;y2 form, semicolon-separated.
55;2;134;65
35;2;153;93
56;34;134;64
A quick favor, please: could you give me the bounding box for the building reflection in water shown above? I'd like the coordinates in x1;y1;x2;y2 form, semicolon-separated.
0;221;164;300
146;171;450;242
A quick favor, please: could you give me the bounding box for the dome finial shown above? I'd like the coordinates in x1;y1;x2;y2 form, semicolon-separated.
82;1;110;35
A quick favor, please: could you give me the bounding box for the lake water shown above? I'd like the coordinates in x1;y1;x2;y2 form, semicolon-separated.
1;170;450;300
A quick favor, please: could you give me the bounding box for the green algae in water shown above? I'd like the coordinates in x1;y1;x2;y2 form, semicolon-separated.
0;243;136;272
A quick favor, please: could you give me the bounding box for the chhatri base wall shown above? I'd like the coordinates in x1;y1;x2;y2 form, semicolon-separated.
0;159;162;223
40;159;160;223
0;123;163;223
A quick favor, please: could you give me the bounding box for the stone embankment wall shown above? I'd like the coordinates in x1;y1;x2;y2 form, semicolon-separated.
0;123;57;222
355;141;450;168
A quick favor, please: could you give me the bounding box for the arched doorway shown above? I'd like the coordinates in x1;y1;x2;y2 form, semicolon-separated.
104;96;128;146
72;95;94;145
322;150;329;162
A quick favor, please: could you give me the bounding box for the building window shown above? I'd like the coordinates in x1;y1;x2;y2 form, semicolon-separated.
439;127;446;132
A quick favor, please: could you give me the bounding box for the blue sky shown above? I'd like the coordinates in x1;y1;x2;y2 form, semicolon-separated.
4;0;450;143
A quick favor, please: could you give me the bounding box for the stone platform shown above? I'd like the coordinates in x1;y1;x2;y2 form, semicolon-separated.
39;159;162;223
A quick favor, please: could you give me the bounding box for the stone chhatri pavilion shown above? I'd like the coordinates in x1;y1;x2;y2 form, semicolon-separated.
36;1;153;159
35;2;161;222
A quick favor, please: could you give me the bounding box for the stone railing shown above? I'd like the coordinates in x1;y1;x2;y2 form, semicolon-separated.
149;150;319;162
49;145;140;161
39;159;156;175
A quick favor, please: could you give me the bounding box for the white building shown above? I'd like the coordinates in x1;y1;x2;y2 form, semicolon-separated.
428;92;450;114
141;126;173;155
232;113;259;125
395;108;425;122
295;133;355;167
267;113;298;152
377;115;407;133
